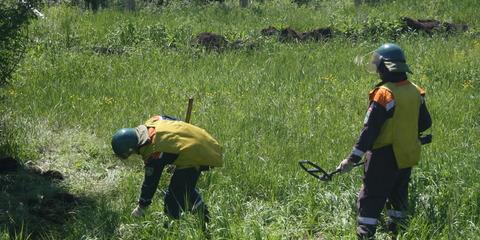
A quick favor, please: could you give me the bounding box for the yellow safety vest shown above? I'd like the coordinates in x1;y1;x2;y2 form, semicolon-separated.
372;81;422;168
138;119;223;169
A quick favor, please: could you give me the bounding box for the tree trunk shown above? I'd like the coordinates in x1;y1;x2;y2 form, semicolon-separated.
239;0;249;7
125;0;136;11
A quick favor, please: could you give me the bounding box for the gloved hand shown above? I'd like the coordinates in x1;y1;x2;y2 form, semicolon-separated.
336;158;354;173
131;205;146;218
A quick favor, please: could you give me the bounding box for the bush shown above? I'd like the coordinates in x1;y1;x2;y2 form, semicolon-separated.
0;0;40;86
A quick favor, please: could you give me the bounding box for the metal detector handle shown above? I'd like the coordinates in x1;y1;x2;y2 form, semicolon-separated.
329;161;365;176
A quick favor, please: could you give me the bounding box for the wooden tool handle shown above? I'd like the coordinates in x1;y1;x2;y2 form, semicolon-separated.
185;97;194;123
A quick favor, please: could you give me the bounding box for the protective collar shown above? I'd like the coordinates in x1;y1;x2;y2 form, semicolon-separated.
135;125;149;146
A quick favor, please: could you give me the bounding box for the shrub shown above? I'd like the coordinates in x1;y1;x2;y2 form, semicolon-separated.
0;0;41;85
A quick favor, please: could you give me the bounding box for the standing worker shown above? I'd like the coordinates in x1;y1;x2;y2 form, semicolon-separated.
111;115;223;226
337;43;432;239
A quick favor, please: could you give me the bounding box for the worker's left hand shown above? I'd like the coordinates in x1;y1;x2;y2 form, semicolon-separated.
336;158;354;173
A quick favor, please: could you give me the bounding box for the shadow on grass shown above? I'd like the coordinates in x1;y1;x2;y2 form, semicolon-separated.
0;156;120;239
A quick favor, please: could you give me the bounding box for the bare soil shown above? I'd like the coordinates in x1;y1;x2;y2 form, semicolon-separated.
402;17;468;35
0;156;86;238
261;26;333;42
192;32;229;50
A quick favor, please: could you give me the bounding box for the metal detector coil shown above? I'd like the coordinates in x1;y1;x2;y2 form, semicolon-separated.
298;160;334;181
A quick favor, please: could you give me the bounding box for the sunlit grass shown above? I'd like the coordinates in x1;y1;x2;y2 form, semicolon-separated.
1;0;479;239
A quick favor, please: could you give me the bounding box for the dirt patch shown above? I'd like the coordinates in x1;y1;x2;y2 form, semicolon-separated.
261;26;280;36
230;39;256;50
279;27;304;42
260;18;467;44
42;169;65;180
27;192;82;224
302;28;333;41
261;26;333;42
192;32;229;50
92;45;126;55
403;17;468;35
24;161;65;181
192;32;256;51
0;156;85;237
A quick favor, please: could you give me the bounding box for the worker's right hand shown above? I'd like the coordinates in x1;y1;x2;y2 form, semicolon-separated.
131;205;146;218
336;158;354;173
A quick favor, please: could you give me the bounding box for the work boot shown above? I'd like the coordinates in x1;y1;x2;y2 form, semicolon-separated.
163;220;174;229
190;200;210;230
386;218;398;235
194;204;211;239
357;224;376;240
386;217;407;237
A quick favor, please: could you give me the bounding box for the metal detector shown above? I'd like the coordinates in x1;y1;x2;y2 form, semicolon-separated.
300;134;432;181
298;160;364;182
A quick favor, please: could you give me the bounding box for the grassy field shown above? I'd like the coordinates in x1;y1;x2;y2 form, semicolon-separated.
1;0;479;239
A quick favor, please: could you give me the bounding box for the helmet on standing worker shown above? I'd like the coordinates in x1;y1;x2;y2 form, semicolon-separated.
367;43;412;74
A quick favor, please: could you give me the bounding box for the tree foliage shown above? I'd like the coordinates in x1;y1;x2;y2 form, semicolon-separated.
0;0;40;86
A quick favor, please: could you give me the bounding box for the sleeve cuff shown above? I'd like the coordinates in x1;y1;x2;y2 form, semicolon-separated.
349;147;364;163
348;154;362;163
351;147;365;157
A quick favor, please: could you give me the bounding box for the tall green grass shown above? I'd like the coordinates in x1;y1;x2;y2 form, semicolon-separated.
1;0;479;239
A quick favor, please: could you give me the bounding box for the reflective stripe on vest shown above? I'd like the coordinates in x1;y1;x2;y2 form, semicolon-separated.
372;81;422;168
139;119;223;169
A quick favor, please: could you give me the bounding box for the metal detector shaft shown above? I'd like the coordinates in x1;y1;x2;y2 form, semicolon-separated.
328;161;364;177
298;160;364;181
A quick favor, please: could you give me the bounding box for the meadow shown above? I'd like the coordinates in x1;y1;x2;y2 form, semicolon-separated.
1;0;479;239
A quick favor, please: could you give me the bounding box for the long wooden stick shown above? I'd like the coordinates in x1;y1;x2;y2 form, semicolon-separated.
185;97;194;123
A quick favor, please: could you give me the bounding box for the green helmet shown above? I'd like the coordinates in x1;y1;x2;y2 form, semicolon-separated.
375;43;406;61
111;128;138;159
368;43;412;73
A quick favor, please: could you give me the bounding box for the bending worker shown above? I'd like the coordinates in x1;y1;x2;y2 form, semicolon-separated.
337;43;432;239
111;115;223;225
